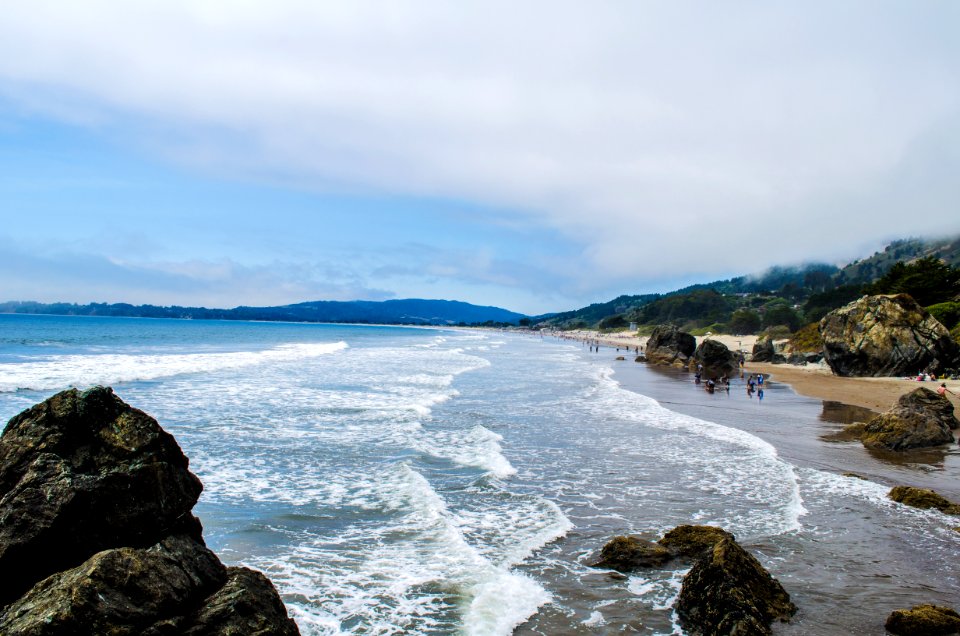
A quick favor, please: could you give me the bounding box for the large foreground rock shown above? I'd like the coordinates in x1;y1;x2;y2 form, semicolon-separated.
676;536;796;636
860;388;957;451
690;339;738;378
819;294;960;377
886;604;960;635
645;325;696;367
0;387;299;635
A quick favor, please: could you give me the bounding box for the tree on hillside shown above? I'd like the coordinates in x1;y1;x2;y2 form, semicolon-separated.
762;301;802;332
866;257;960;306
728;309;761;334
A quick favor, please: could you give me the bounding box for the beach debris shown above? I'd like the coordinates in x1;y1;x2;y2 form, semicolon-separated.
689;339;738;379
644;324;696;367
858;387;958;451
675;536;797;636
0;387;300;635
885;604;960;635
589;536;673;571
819;294;960;377
888;486;960;515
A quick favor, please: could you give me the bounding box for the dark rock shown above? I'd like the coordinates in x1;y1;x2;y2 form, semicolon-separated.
646;325;696;367
615;356;625;361
819;294;960;377
786;353;808;365
590;536;674;571
860;388;957;451
885;604;960;635
689;340;738;379
675;536;796;636
183;567;301;636
0;534;226;635
889;486;960;515
805;352;823;364
0;386;203;605
658;525;734;557
0;388;300;635
751;337;777;363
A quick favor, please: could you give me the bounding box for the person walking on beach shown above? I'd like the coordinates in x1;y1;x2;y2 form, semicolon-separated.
938;383;955;398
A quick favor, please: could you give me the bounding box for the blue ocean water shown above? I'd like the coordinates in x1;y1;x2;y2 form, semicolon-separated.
1;314;958;635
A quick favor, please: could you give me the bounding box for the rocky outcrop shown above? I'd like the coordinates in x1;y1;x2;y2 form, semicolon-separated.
885;604;960;635
658;524;734;557
859;388;957;451
889;486;960;515
589;536;673;571
592;525;795;635
0;387;299;635
819;294;960;377
645;325;696;367
690;339;738;378
751;338;778;363
675;536;796;636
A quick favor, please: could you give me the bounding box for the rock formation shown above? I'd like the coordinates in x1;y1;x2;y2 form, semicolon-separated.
645;325;696;367
689;339;738;378
885;604;960;635
589;536;673;571
0;386;300;635
593;525;795;635
750;337;785;364
675;536;796;636
858;388;957;451
657;524;733;557
819;294;960;377
889;486;960;515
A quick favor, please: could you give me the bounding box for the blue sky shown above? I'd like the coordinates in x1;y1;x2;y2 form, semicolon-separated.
2;2;959;315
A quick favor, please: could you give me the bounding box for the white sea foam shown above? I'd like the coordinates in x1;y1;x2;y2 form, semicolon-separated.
585;364;807;537
416;425;517;478
0;341;348;392
249;463;562;636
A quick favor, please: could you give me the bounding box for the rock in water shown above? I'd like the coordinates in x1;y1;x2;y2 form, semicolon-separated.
861;387;957;451
819;294;960;377
889;486;960;515
675;536;796;636
657;525;734;557
885;604;960;635
690;339;738;379
590;536;674;571
0;387;300;635
645;325;696;367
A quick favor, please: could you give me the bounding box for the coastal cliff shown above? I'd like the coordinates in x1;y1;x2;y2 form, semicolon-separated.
0;386;299;635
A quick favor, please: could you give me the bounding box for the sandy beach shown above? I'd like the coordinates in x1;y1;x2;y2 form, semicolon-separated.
559;329;960;415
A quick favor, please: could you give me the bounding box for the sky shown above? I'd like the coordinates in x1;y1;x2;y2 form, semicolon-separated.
1;1;959;315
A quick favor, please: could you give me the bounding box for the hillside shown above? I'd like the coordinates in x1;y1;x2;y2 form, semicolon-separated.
538;234;960;340
0;298;525;326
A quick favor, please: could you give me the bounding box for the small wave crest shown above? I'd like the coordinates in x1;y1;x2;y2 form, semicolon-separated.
0;341;348;392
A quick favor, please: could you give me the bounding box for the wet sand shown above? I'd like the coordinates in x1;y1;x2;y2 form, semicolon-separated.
748;362;960;414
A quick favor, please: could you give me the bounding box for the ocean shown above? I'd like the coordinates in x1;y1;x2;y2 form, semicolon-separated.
1;314;958;635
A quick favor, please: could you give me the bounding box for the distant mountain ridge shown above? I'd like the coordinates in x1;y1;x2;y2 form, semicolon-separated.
0;298;525;326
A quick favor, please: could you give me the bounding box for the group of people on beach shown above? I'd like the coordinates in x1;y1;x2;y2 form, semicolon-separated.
693;363;765;400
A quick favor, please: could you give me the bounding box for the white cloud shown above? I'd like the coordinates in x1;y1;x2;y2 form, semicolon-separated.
1;1;958;298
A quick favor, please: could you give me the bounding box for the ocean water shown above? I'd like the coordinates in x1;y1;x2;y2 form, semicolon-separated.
1;314;958;635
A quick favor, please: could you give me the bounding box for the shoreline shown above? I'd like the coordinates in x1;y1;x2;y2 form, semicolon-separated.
555;328;960;416
747;362;960;414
